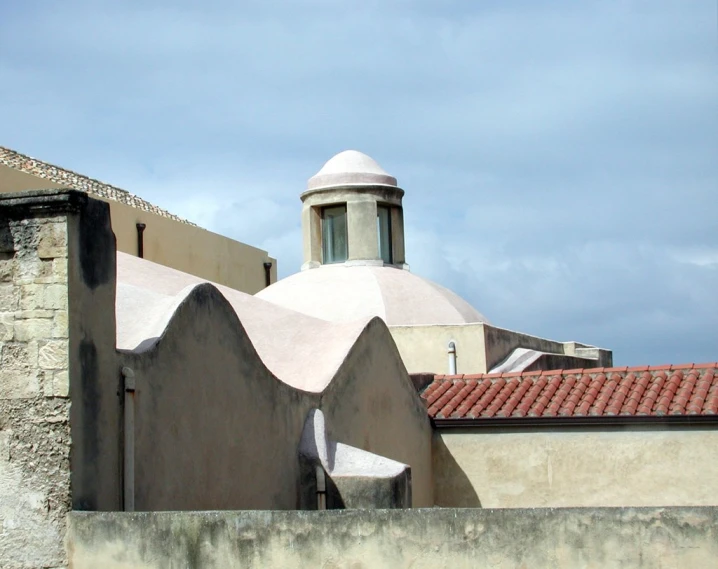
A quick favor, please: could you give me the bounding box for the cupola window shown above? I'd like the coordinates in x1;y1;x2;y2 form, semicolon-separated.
377;205;393;264
322;205;348;264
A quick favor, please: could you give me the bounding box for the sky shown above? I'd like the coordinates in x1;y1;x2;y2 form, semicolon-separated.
1;0;717;366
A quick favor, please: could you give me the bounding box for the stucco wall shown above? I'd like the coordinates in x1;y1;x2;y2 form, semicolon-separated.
319;318;434;507
390;323;489;374
120;284;317;511
390;323;610;374
120;290;433;510
67;507;718;569
0;164;276;294
433;427;718;508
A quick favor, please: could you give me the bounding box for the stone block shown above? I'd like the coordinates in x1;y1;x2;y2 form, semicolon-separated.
43;285;68;310
1;341;37;370
0;258;14;282
52;258;67;283
14;318;53;342
0;284;19;311
14;259;54;285
52;370;69;398
37;223;67;259
0;368;41;398
38;340;68;371
19;284;44;311
17;310;53;319
52;311;69;339
0;312;13;341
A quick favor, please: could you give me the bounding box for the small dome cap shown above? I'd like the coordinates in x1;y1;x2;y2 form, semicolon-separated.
307;150;398;191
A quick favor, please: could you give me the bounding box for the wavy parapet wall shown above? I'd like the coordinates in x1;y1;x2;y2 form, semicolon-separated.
115;252;433;509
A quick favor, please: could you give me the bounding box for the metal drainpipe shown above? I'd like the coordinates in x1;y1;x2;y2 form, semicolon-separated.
136;223;146;258
316;465;327;510
263;262;273;288
448;341;457;375
122;367;136;512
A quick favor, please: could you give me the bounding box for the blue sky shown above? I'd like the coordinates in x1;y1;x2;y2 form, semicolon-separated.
1;0;716;365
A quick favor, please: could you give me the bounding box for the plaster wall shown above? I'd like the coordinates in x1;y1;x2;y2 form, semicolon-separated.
319;318;433;507
390;323;610;374
120;284;317;511
433;428;718;508
300;186;404;268
67;507;718;569
120;291;432;510
0;164;276;294
389;323;489;374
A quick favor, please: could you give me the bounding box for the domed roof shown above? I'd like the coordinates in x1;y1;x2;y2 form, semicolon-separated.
255;265;489;326
307;150;398;191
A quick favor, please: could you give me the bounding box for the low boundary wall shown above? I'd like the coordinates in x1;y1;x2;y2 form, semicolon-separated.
68;506;718;569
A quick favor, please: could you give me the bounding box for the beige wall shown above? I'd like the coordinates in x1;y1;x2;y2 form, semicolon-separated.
390;323;489;374
0;164;276;294
300;185;404;268
67;507;718;569
320;317;434;507
434;428;718;508
120;289;432;510
390;323;609;374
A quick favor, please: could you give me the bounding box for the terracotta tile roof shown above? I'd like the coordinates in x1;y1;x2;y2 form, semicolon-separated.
421;364;718;420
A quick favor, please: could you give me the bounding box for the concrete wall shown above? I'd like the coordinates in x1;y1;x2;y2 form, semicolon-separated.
119;292;433;510
67;507;718;569
433;427;718;508
0;163;276;294
390;322;610;374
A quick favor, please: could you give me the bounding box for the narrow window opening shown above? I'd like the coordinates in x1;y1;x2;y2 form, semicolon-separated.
377;205;393;264
322;205;348;264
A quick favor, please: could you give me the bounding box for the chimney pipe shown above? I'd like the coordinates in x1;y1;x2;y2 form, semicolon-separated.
136;223;146;258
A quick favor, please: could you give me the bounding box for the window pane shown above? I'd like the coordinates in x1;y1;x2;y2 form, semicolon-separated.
377;206;392;264
322;206;348;263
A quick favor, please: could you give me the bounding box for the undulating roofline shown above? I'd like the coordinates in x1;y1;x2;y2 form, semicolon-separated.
0;146;195;225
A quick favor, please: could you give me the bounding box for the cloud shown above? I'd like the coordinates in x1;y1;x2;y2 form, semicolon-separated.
1;0;716;365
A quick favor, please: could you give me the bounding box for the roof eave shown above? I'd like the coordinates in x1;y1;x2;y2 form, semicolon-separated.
431;414;718;429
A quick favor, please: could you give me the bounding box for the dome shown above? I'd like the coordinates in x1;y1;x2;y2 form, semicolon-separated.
255;265;489;326
307;150;398;191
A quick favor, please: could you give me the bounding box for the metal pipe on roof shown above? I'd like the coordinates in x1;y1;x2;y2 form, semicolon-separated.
136;223;146;258
263;262;273;288
122;366;136;512
316;465;327;510
448;341;457;375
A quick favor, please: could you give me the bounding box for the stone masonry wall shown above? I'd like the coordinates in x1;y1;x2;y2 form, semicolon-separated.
0;212;71;568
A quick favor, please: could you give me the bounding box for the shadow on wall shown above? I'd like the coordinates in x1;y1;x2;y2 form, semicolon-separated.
431;434;481;508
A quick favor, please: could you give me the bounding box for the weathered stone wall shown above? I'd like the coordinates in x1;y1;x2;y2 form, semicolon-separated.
0;190;122;568
67;507;718;569
0;211;71;568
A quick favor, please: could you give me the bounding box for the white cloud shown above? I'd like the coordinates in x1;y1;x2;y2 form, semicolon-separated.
1;0;716;365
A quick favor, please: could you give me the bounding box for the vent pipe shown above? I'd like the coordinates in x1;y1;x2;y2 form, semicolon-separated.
448;341;457;375
135;223;146;258
263;261;273;288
